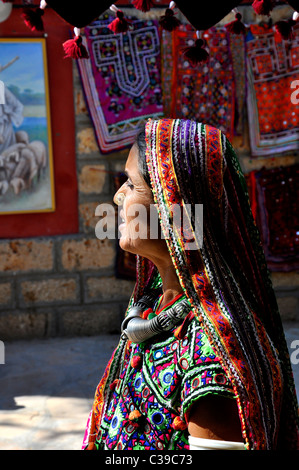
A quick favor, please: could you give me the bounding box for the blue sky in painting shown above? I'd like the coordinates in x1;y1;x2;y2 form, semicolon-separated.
0;41;45;94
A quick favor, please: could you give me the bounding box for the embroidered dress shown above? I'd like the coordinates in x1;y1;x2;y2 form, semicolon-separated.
94;294;234;450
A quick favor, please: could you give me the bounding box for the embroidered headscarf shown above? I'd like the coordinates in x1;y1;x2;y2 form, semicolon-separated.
86;118;299;450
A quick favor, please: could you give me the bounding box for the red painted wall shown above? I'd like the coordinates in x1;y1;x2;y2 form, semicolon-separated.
0;7;78;238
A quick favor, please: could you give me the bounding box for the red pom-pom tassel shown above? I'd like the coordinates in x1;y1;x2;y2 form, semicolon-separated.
131;353;143;370
252;0;274;16
109;379;120;392
129;410;142;422
22;7;45;32
172;416;187;431
159;2;181;32
132;0;154;12
108;7;131;34
63;29;89;59
182;35;209;66
225;12;246;35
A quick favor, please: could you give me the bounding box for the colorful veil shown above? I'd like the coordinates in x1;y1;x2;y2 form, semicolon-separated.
85;118;299;450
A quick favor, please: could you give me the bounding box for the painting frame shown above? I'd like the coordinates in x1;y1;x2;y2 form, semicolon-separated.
0;37;55;215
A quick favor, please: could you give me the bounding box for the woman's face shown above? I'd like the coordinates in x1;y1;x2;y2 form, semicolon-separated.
114;143;167;261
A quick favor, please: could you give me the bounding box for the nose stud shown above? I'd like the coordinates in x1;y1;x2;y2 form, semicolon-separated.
114;192;125;206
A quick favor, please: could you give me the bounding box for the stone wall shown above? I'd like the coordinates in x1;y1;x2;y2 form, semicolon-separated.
0;63;135;341
0;5;298;340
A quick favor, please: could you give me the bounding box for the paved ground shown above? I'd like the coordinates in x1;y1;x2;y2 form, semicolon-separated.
0;323;299;451
0;334;119;450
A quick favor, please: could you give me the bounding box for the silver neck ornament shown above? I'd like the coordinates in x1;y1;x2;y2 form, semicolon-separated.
121;294;191;343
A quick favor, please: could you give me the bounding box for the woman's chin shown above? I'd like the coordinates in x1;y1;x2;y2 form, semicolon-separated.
119;229;141;255
119;229;132;252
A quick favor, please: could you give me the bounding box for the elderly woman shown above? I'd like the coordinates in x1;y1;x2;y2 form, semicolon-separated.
83;118;299;451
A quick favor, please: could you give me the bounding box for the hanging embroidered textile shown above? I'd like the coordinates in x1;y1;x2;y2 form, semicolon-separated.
77;15;164;153
247;164;299;272
246;24;299;156
161;29;173;119
228;32;247;136
165;25;236;141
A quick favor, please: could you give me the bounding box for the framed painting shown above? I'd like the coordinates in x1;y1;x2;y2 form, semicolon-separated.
0;38;55;214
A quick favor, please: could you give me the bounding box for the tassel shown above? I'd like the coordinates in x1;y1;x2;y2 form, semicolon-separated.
132;0;155;12
108;5;131;33
172;416;187;431
63;28;89;59
252;0;274;16
128;409;145;429
275;18;296;41
225;12;246;34
182;32;209;66
130;353;143;370
109;379;120;391
275;12;298;42
129;410;142;421
22;1;47;32
159;1;181;32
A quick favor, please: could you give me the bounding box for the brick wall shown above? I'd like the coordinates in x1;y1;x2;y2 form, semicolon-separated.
0;63;135;341
0;6;298;340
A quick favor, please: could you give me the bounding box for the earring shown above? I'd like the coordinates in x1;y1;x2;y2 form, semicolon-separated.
114;192;125;206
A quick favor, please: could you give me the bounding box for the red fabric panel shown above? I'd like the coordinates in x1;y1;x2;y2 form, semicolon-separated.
0;8;78;238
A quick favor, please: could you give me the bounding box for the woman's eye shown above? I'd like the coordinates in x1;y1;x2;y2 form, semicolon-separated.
126;180;134;189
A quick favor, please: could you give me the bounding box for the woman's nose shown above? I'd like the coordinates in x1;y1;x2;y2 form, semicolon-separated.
114;190;125;206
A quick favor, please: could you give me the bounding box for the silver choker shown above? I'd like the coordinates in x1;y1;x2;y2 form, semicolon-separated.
121;294;191;343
